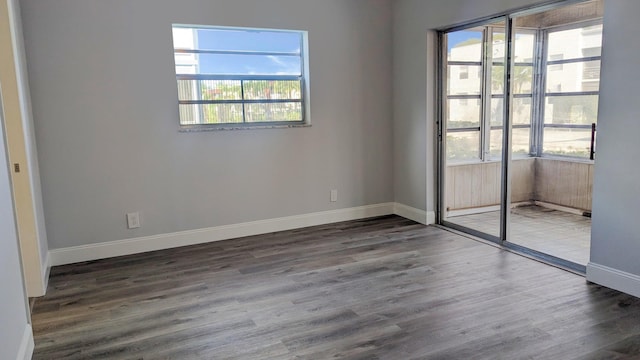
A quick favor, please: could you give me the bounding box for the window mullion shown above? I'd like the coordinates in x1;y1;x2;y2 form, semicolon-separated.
531;29;547;157
240;79;246;123
480;27;492;162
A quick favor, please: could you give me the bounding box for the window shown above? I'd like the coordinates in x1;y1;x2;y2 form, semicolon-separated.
172;25;308;128
442;19;602;162
444;26;534;162
543;24;602;158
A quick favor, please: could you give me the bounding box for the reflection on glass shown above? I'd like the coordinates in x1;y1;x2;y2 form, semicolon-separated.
447;98;481;128
489;128;530;160
514;32;535;63
489;129;503;160
492;29;506;63
491;66;505;95
447;30;483;62
491;97;532;126
490;97;505;126
513;66;533;94
446;131;480;162
543;128;592;157
491;65;532;95
513;98;532;125
513;128;531;156
544;95;599;125
448;65;482;95
546;61;601;93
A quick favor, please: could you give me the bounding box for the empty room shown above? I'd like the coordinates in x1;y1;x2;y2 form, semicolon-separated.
1;0;640;359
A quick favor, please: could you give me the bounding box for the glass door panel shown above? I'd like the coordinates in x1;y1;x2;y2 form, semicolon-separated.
442;20;506;239
504;5;601;269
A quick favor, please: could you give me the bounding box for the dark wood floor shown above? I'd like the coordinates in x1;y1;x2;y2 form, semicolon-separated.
32;216;640;359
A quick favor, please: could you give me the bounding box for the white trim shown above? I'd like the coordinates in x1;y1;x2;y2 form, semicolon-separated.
587;262;640;299
534;201;588;216
446;201;535;218
41;251;50;295
16;324;33;360
393;203;434;225
50;203;396;266
447;205;501;218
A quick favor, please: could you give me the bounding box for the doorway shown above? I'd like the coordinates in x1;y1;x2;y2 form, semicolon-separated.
438;0;602;272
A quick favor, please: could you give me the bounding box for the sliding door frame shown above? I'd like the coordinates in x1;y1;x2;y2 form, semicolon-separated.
436;0;591;274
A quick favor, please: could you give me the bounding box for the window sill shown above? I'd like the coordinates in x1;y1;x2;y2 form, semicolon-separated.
447;155;594;167
178;123;311;132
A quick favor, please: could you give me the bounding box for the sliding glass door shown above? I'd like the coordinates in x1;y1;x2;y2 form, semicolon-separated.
438;0;603;272
440;18;508;240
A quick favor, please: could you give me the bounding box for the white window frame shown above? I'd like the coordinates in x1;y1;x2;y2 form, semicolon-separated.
172;24;311;130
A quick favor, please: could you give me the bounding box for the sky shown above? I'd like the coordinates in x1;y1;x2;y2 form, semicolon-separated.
447;30;482;52
195;28;302;76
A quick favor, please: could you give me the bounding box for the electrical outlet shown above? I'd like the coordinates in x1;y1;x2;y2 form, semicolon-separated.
127;212;141;229
330;189;338;202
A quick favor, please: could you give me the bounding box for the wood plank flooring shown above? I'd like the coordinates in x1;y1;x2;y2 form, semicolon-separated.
31;216;640;359
448;205;591;265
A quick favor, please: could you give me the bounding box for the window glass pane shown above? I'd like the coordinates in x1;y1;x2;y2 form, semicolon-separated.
489;128;530;160
544;95;599;125
490;97;531;126
543;127;592;158
245;102;303;122
179;104;244;125
513;97;532;125
491;31;534;64
514;32;535;64
173;27;301;53
547;25;602;61
513;127;531;156
448;65;482;95
489;129;503;160
175;53;302;76
243;80;301;100
446;131;480;162
513;66;533;94
447;30;483;62
447;98;481;129
490;65;530;95
491;65;505;95
177;80;242;101
491;29;506;63
546;61;600;93
490;97;504;126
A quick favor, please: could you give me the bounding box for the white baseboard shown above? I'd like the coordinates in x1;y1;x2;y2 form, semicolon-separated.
16;324;34;360
534;201;587;216
587;262;640;298
49;202;437;267
50;203;397;266
393;203;435;225
446;201;534;218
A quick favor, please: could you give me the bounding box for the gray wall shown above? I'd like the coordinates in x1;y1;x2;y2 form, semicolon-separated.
590;0;640;276
392;0;549;212
21;0;393;249
0;94;31;360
